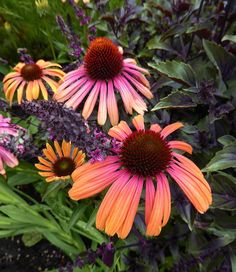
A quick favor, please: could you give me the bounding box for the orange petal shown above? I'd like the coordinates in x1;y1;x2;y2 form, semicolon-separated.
38;79;48;100
54;140;63;158
146;173;171;236
160;122;184;139
38;156;52;167
104;176;139;237
145;177;155;225
32;80;40;100
108;121;131;141
167;165;212;213
26;81;34;101
132;115;145;130
62;140;71;157
69;171;120;200
42;76;58;93
117;176;143;239
168;140;193;154
35;163;52;171
96;170;130;231
17;81;26;104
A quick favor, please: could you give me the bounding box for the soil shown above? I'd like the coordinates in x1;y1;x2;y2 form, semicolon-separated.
0;236;70;272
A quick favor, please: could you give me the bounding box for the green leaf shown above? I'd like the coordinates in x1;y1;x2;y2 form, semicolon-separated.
8;172;40;186
210;172;236;210
217;135;236;146
22;232;43;247
151;90;197;111
204;141;236;172
147;36;173;51
222;34;236;43
203;39;236;81
109;0;124;10
160;24;190;41
148;60;197;87
68;205;87;230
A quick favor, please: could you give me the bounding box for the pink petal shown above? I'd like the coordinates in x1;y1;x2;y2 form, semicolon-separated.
168;140;193;154
107;80;119;126
123;71;153;99
65;80;94;109
97;81;107;125
82;80;100;120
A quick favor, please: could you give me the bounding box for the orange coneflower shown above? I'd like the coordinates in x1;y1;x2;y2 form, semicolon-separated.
69;115;212;239
35;140;85;182
3;59;65;105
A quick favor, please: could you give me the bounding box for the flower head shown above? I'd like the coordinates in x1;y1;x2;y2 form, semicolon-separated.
54;37;153;125
69;115;212;239
3;59;65;105
35;140;85;182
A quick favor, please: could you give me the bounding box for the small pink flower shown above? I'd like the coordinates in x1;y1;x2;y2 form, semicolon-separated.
54;37;153;125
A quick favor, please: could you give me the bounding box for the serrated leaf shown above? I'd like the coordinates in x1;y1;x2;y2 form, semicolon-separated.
152;90;196;111
149;60;197;87
204;141;236;172
203;39;236;81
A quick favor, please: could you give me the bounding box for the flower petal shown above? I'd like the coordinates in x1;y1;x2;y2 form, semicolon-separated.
160;122;184;139
168;140;193;154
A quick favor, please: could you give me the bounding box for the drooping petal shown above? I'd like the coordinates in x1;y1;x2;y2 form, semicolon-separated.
38;80;48;100
17;81;26;104
32;80;40;100
96;170;130;230
105;176;140;237
114;76;133;114
167;165;212;214
97;81;107;125
146;173;171;236
42;76;58;93
117;176;143;239
82;80;100;120
123;71;153;99
65;80;94;109
107;80;119;126
145;177;155;225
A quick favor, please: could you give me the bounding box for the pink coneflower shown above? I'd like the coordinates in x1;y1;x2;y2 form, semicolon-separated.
54;37;153;125
3;59;65;105
69;115;212;239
